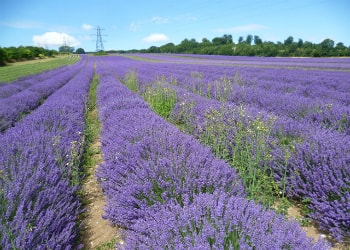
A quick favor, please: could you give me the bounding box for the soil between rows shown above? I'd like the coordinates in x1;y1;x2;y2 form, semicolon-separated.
80;140;118;248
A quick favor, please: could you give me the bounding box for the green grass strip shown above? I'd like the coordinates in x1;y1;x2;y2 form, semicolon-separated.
0;55;80;82
79;72;121;248
81;72;101;181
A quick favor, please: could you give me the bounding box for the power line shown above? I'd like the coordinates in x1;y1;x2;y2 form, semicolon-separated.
95;26;107;52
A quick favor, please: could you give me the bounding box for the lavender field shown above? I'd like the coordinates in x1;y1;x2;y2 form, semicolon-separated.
0;55;94;248
94;54;349;249
1;54;349;249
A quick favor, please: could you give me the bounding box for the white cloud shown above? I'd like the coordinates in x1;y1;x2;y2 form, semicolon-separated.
151;16;169;24
214;24;268;33
82;24;94;30
143;33;169;43
33;32;80;47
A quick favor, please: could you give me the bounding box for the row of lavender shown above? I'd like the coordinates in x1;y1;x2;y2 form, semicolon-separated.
95;67;329;249
135;60;350;242
0;58;94;248
0;56;87;132
97;56;349;243
134;53;350;70
169;84;350;242
134;61;350;134
0;57;83;98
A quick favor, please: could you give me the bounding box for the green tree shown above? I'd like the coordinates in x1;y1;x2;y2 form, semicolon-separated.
320;38;335;49
212;37;224;46
262;42;278;57
245;34;253;45
147;46;160;53
254;35;262;45
202;38;210;44
0;47;8;65
212;34;232;46
284;36;294;46
7;46;20;60
217;44;234;55
334;42;349;56
76;48;85;54
160;43;176;53
297;39;303;48
223;34;233;44
176;38;198;53
59;45;74;53
317;38;335;56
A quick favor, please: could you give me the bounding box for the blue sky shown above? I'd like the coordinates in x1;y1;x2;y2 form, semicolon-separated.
1;0;349;52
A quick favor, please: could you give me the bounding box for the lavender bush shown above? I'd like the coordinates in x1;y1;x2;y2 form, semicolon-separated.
95;72;328;249
169;82;350;242
117;58;349;242
95;55;350;243
0;57;88;132
120;192;330;249
0;58;84;99
0;59;94;248
96;75;244;229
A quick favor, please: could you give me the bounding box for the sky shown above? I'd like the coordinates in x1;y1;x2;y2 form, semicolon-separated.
1;0;350;52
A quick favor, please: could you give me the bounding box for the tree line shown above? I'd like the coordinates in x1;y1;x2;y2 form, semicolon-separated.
116;34;350;57
0;46;59;65
0;45;87;66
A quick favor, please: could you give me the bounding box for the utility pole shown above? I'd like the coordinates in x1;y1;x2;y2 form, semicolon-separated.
96;26;106;52
61;35;69;53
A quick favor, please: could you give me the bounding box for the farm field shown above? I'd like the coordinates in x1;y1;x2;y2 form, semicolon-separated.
0;55;80;82
0;54;349;249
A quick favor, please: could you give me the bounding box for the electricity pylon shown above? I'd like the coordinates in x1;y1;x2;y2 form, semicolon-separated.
96;26;105;52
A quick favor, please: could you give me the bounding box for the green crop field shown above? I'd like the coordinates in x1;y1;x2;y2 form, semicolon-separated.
0;55;80;82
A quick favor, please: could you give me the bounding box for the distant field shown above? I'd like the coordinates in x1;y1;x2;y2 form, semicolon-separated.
0;55;80;82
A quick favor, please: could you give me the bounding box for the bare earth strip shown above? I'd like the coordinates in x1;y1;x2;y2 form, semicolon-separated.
79;75;119;249
80;139;118;249
287;206;347;250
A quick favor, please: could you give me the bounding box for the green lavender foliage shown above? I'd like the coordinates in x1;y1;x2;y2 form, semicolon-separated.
142;76;177;119
200;105;280;207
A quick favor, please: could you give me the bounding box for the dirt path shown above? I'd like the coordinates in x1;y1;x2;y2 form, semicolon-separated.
80;140;118;249
79;75;119;249
287;205;347;250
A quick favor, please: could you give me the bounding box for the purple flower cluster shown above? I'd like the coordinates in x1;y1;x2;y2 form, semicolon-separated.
96;75;244;226
114;57;349;242
0;57;87;132
135;61;350;134
0;58;94;249
276;127;350;241
169;80;350;242
122;192;330;249
96;73;328;249
132;53;350;70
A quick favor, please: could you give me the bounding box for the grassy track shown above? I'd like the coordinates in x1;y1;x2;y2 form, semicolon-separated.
0;55;80;82
80;73;119;249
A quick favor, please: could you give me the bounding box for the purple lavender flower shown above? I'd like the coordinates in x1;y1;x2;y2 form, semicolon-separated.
0;56;93;249
120;192;330;249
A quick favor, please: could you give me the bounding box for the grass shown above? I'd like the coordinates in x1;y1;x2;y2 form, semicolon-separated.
123;70;139;93
124;71;176;120
122;70;291;209
200;105;281;207
79;72;121;249
120;54;162;62
81;72;101;172
0;55;80;82
96;238;120;250
143;85;176;120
